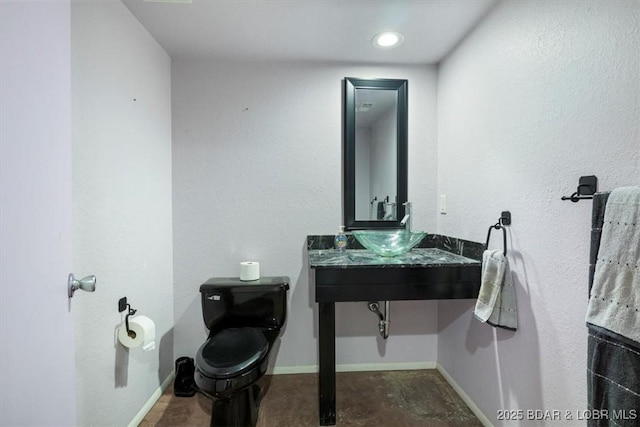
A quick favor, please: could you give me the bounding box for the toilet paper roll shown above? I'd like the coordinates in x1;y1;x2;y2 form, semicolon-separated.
117;315;156;351
240;261;260;281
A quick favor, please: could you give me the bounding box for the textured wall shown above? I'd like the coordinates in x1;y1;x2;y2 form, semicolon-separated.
71;2;174;425
171;61;439;368
437;0;640;424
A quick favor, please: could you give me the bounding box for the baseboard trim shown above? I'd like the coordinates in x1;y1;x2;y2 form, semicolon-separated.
267;361;436;375
128;371;175;427
435;362;493;427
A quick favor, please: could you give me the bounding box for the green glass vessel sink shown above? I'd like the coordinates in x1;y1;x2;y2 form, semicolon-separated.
352;230;427;257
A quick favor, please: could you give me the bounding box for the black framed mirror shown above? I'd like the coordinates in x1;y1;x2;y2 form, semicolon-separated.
343;77;408;230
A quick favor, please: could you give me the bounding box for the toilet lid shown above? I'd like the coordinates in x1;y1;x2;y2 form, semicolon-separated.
196;327;268;379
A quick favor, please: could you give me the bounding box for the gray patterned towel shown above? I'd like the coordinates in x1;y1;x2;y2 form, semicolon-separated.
586;186;640;343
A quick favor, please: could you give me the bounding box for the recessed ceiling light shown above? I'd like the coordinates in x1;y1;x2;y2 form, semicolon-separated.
372;32;404;49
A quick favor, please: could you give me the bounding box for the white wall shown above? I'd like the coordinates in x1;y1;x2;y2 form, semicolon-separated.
171;60;439;368
0;2;77;425
436;0;640;424
71;2;174;425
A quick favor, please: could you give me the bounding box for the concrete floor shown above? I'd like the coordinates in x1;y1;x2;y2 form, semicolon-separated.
140;369;482;427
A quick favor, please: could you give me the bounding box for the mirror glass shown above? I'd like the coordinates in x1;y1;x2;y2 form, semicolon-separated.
343;78;407;230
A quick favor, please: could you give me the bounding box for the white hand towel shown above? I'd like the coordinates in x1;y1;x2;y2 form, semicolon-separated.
474;250;507;322
475;249;518;330
586;186;640;343
487;268;517;330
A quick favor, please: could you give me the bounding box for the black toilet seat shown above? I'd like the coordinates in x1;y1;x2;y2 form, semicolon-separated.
196;327;268;379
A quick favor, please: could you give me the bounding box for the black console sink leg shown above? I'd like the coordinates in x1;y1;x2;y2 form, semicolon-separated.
318;301;336;425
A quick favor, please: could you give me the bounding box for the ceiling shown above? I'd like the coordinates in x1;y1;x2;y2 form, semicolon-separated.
122;0;498;64
356;88;397;127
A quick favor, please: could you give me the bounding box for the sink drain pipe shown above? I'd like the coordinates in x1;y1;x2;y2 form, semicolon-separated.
367;301;390;339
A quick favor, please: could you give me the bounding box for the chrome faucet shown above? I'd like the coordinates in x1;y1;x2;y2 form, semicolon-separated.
400;201;411;233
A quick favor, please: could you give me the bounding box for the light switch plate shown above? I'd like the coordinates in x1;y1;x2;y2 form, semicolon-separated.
440;194;447;214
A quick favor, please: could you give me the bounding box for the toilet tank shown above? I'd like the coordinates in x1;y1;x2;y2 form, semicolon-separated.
199;276;289;333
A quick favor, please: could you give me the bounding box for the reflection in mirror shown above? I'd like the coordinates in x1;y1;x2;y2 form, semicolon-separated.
355;89;397;221
344;78;407;230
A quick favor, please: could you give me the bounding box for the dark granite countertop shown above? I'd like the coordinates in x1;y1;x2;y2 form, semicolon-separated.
307;233;484;270
308;248;480;269
308;234;483;302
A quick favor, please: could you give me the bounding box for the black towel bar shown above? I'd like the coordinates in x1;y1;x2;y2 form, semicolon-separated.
486;223;507;256
485;211;511;256
561;175;598;202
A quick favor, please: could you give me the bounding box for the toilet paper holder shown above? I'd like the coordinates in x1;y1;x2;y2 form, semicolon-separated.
118;297;137;336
